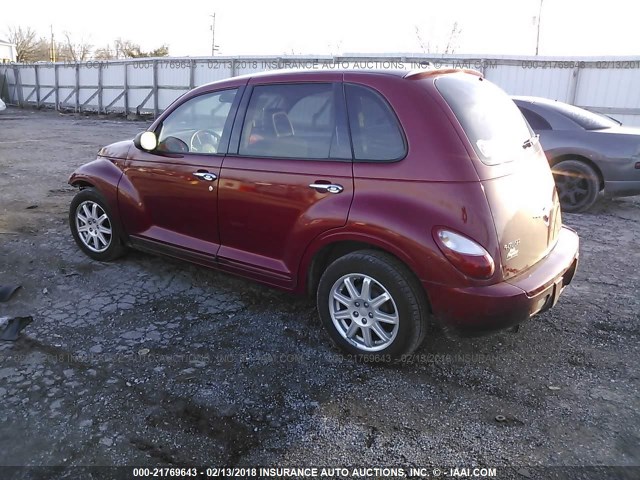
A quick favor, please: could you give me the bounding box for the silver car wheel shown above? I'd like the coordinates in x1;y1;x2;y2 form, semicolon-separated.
75;200;112;253
329;273;399;352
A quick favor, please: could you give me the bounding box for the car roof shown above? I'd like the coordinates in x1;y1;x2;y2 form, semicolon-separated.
192;68;484;95
248;68;411;79
231;67;482;82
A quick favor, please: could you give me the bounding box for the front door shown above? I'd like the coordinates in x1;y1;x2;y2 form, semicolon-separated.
217;80;353;288
120;88;241;258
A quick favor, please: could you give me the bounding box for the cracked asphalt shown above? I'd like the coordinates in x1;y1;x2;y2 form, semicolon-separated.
0;108;638;479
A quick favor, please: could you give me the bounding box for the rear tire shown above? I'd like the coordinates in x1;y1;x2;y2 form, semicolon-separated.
552;160;600;213
317;250;428;360
69;188;126;262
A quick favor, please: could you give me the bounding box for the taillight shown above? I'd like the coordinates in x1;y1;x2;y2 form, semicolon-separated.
433;228;495;279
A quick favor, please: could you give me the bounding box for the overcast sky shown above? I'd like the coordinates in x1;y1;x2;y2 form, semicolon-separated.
3;0;638;57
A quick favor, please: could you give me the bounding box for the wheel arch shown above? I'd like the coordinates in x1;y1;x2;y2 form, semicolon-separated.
68;185;128;260
300;236;432;313
68;160;126;243
70;179;95;189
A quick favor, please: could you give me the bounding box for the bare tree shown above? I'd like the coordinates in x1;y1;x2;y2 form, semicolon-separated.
34;38;52;61
7;27;168;62
414;25;431;54
415;22;462;54
443;22;462;55
114;38;139;58
57;32;92;61
112;38;169;59
94;45;115;60
535;0;544;55
6;26;49;62
327;40;343;56
146;45;169;57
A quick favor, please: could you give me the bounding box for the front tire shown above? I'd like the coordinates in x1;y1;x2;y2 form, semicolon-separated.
69;188;126;261
317;250;428;360
552;160;600;213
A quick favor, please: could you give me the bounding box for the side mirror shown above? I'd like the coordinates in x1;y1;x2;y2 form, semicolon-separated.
133;131;158;151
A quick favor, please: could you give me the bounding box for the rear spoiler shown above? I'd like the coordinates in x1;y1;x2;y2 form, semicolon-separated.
404;68;483;79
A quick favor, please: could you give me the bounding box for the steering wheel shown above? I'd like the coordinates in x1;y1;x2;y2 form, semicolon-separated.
190;130;221;153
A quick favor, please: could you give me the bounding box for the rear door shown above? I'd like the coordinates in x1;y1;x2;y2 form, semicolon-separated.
217;78;353;289
435;74;562;280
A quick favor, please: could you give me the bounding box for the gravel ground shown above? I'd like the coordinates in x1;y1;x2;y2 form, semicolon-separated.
0;108;638;479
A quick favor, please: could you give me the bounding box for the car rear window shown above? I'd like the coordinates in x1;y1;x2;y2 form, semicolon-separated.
436;75;532;166
345;84;406;161
519;106;552;131
546;101;619;130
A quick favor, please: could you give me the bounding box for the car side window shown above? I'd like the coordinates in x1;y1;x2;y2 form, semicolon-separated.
519;107;552;131
157;89;238;154
239;83;350;160
345;84;406;161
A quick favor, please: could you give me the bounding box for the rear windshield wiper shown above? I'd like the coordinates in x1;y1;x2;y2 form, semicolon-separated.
522;134;540;149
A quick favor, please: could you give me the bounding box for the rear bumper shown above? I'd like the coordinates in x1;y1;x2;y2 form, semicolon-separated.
604;180;640;198
424;226;579;335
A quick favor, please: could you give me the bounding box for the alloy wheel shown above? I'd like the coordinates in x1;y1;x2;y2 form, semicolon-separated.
554;169;590;207
329;273;400;352
75;201;112;253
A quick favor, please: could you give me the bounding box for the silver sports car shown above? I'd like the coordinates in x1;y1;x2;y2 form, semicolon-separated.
514;96;640;212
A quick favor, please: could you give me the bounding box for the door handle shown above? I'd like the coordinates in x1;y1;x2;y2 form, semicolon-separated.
193;171;218;182
309;183;344;194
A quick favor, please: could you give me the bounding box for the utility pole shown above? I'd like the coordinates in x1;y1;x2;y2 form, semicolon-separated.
210;14;218;56
535;0;544;56
50;25;56;62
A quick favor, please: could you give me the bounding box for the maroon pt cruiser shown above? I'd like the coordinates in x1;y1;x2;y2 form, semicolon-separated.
68;68;579;359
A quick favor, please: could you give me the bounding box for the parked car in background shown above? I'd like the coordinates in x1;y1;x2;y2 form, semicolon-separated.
68;69;579;359
514;96;640;212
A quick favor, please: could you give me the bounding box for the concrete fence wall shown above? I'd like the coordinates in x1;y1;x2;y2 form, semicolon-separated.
2;54;640;126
